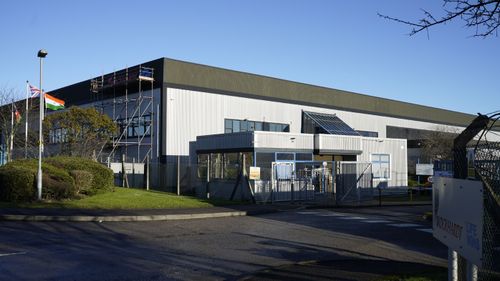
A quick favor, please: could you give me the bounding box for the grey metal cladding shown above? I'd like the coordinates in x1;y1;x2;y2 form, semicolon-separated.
163;58;476;127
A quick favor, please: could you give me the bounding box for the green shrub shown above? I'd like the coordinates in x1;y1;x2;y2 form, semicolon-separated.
42;174;76;200
0;165;36;202
0;159;76;201
45;156;113;195
70;170;94;194
0;157;112;202
408;179;419;187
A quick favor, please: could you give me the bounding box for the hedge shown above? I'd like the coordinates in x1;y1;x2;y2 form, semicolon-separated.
0;159;75;201
70;170;94;195
0;157;113;202
45;156;113;195
0;165;36;202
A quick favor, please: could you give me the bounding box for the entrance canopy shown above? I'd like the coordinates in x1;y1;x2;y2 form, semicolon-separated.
195;131;362;155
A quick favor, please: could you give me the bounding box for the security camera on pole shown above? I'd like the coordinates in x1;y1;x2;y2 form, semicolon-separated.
37;49;47;201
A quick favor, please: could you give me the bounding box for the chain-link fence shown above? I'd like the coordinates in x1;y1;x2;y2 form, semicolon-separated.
472;114;500;281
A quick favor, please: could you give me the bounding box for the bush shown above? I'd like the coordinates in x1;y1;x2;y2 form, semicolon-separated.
0;157;113;202
0;166;36;202
70;170;94;194
0;159;76;201
43;174;75;200
408;179;419;187
45;156;113;195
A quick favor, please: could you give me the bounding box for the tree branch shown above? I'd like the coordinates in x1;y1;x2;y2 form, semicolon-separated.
379;0;500;37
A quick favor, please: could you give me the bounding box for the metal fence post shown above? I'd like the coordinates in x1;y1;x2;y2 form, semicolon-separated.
145;155;150;191
177;155;180;196
206;154;210;199
452;114;489;281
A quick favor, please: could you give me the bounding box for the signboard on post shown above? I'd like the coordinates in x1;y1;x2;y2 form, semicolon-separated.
249;166;261;180
433;177;483;267
416;164;434;176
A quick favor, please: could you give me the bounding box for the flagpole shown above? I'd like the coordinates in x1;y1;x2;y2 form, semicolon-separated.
37;49;47;201
25;81;29;158
10;99;14;162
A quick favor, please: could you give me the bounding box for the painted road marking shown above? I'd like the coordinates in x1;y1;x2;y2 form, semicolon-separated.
338;216;368;220
417;228;433;234
296;211;322;215
363;220;393;223
0;251;27;257
387;223;422;228
317;213;347;217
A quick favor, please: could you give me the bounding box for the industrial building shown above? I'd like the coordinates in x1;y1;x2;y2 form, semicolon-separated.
13;58;490;201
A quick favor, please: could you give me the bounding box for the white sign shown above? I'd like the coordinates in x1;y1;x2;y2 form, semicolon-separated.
433;177;483;266
109;162;145;174
416;164;434;175
249;167;261;180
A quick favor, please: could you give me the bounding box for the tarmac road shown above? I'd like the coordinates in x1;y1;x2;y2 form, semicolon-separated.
0;205;446;281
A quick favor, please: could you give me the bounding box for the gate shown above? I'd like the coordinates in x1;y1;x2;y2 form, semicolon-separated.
270;162;316;202
335;161;373;205
262;161;372;204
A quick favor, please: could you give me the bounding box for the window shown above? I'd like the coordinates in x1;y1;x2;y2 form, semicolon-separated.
225;119;232;133
197;154;209;180
357;130;378;138
372;154;390;179
118;115;152;138
276;152;294;161
224;118;289;134
232;120;240;133
240;120;248;132
248;121;255;131
49;128;68;144
255;122;263;131
296;153;313;161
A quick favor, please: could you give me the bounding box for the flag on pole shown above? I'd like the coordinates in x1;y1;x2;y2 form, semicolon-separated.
45;94;65;110
13;104;21;123
29;84;41;98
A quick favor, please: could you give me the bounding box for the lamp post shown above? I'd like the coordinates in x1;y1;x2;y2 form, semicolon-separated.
37;49;47;201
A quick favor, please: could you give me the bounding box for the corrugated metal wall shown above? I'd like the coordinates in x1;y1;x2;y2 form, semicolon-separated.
254;132;313;150
165;87;466;157
315;134;362;154
358;138;408;187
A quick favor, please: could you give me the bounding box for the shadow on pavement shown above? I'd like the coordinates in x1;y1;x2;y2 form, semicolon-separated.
236;259;446;281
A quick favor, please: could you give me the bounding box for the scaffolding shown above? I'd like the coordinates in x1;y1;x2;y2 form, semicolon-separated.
90;66;155;164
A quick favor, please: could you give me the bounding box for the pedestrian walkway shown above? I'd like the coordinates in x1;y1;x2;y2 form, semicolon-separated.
0;203;303;222
0;201;431;223
294;209;433;235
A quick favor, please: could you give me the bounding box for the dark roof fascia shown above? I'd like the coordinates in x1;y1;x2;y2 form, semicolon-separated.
50;58;165;106
163;57;476;128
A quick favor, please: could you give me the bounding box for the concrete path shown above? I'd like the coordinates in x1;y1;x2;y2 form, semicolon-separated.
0;203;304;222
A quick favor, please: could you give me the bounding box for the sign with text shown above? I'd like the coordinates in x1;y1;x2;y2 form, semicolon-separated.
109;163;145;174
416;164;434;175
249;167;261;180
433;177;483;266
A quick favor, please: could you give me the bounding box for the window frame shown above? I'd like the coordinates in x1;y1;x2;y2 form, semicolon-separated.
371;153;391;180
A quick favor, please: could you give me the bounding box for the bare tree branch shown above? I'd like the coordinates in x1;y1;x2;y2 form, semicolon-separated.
379;0;500;37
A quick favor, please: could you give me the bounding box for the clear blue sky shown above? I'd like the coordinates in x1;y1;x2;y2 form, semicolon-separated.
1;0;498;115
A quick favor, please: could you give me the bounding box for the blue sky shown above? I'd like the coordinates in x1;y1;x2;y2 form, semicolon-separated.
1;0;498;115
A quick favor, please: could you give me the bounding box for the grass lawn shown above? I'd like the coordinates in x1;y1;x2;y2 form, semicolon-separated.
0;188;242;209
